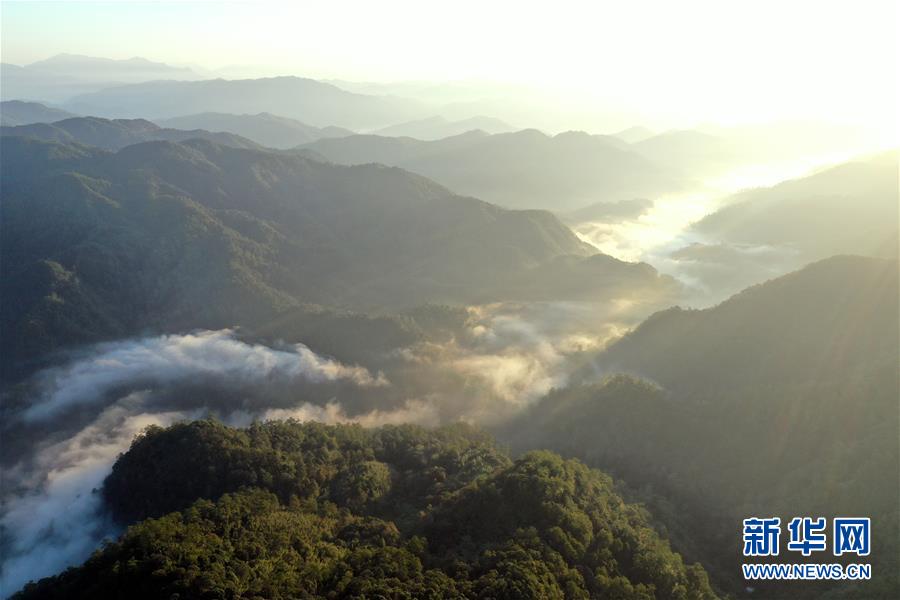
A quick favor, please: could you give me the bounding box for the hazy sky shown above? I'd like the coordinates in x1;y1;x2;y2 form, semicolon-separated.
1;0;897;130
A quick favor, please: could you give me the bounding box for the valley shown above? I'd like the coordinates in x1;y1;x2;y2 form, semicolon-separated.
0;7;897;597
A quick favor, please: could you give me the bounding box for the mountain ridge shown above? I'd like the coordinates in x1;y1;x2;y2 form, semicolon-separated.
301;128;681;210
155;111;354;148
1;135;675;380
64;76;427;129
1;115;262;150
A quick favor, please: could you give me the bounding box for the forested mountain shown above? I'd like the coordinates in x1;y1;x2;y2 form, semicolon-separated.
156;112;354;148
506;256;900;597
64;77;426;128
372;115;515;139
0;135;675;380
1;116;261;150
12;421;716;599
0;100;77;126
302;129;680;210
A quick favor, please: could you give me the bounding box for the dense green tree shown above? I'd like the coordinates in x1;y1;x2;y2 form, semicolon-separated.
14;422;717;599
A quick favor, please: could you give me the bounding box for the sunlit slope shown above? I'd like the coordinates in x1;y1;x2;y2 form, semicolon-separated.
510;256;900;597
693;151;898;260
156;111;354;149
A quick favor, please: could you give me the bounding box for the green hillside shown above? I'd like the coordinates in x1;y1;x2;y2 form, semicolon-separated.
12;421;717;600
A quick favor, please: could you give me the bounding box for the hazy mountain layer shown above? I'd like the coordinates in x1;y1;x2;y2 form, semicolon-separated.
372;115;515;139
630;123;882;180
302;129;680;211
23;53;198;80
156;112;354;148
1;116;261;151
64;76;427;129
665;151;900;298
693;151;898;259
0;100;77;126
612;125;655;143
1;54;201;103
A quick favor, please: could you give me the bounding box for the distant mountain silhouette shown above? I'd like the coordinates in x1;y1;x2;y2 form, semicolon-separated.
0;100;77;126
372;115;515;139
156;112;353;149
64;77;427;129
1;54;201;102
632;129;737;175
25;53;198;79
2;116;261;150
611;125;655;143
302;129;680;211
630;122;881;179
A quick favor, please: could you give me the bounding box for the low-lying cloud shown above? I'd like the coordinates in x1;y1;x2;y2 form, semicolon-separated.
23;329;387;423
1;330;394;596
0;402;198;595
0;299;655;596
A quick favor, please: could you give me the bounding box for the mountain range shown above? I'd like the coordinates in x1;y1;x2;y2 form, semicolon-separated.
371;115;515;139
1;54;201;103
155;112;354;148
0;100;77;126
0;135;676;380
1;116;261;151
63;77;428;129
301;129;681;211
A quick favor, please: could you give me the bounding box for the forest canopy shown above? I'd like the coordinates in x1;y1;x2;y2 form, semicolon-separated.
13;420;716;600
